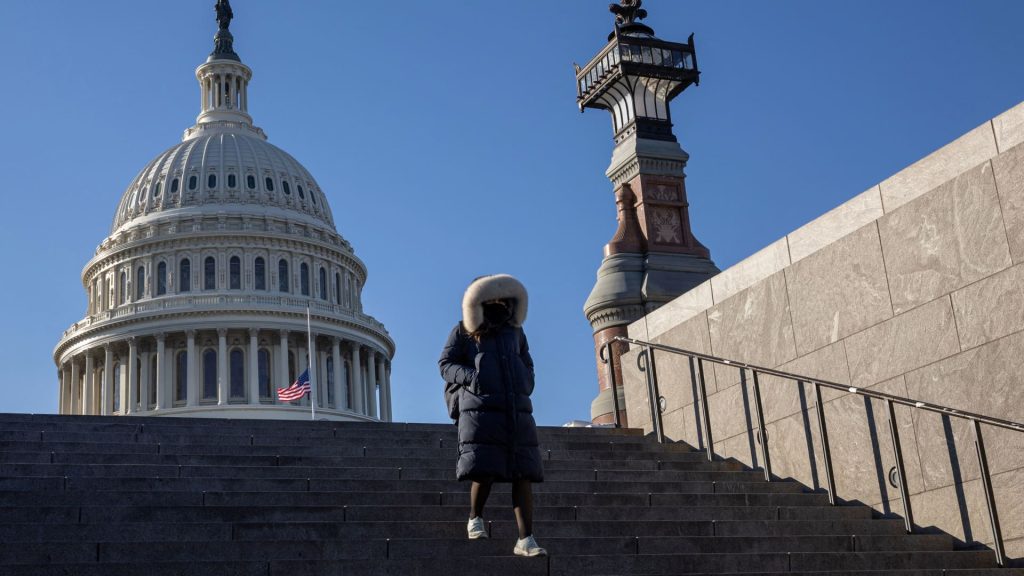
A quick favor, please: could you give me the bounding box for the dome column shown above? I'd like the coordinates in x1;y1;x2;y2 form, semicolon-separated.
102;345;113;416
69;359;81;415
126;338;138;415
331;338;344;410
366;350;378;419
278;330;289;404
83;354;95;415
350;343;364;414
186;331;197;407
248;329;259;405
155;334;167;411
217;329;228;406
308;335;319;408
58;365;68;414
139;348;151;412
379;359;391;422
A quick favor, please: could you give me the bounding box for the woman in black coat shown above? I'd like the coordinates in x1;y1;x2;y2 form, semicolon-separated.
438;274;546;557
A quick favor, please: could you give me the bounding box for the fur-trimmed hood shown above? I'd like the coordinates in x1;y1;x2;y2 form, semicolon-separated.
462;274;528;332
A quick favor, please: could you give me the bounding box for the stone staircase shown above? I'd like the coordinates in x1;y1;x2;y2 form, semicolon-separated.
0;413;1018;575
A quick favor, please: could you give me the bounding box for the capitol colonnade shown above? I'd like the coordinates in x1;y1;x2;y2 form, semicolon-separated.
56;329;392;420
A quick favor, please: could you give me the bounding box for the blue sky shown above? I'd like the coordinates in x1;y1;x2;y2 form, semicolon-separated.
1;1;1022;425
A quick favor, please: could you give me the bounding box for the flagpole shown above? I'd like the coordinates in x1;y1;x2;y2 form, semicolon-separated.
307;302;316;421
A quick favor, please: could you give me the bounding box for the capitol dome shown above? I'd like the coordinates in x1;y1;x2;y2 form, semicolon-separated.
54;1;394;422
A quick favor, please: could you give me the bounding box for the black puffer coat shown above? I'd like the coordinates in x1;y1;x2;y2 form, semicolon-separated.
439;323;544;482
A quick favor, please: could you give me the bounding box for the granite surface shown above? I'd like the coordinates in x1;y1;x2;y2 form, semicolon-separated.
787;186;885;264
993;101;1024;153
710;238;791;305
992;141;1024;264
951;262;1024;350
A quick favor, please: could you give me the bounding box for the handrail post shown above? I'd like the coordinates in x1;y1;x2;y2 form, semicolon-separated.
600;341;622;428
813;382;837;505
639;346;665;443
750;370;772;482
696;358;713;461
886;399;914;533
973;419;1005;567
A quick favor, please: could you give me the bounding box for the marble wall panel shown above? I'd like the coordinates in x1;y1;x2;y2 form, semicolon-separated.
1006;538;1024;566
819;377;925;508
904;331;1024;489
709;238;791;305
787;186;885;264
652;311;716;406
764;409;826;491
660;406;688;445
993;101;1024;153
844;296;960;389
758;343;851;424
620;347;651;434
992;142;1024;264
878;161;1011;314
706;380;755;445
644;281;713;341
785;224;893;355
951;263;1024;351
706;272;798;389
909;469;1023;550
880;122;998;213
714;428;759;472
678;402;707;451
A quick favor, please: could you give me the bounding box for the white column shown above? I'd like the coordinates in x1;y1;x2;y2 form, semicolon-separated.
84;354;95;415
139;350;150;412
186;330;197;407
350;343;363;414
69;359;80;415
248;329;259;405
126;338;137;415
331;338;343;410
378;358;390;423
278;330;289;404
59;366;68;415
155;333;167;410
366;349;378;419
102;345;113;416
308;336;320;408
217;329;228;405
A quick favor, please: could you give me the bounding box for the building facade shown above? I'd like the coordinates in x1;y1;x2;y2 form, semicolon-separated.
52;1;394;421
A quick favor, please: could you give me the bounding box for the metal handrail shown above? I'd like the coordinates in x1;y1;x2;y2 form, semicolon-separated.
606;335;1021;567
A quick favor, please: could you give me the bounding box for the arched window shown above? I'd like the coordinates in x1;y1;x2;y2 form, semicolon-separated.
175;351;188;403
227;174;237;188
247;175;256;190
154;182;162;198
170;178;180;194
254;257;266;290
326;356;335;407
297;184;304;198
230;349;245;399
202;349;217;401
136;266;145;300
318;267;327;301
113;363;122;413
258;348;272;399
334;272;341;305
148;355;157;409
300;263;310;296
265;177;275;192
229;256;241;290
207;174;217;189
119;271;127;305
282;181;291;195
188;175;198;190
310;190;317;206
157;262;167;295
204;257;216;290
278;259;289;293
179;259;191;293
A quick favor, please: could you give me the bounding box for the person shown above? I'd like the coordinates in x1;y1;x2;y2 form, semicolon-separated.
438;274;546;557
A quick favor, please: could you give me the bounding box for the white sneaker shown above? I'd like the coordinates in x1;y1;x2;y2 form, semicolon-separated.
467;516;488;539
513;535;547;557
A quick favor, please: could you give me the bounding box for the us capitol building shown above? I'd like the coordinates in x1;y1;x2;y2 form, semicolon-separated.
52;1;394;422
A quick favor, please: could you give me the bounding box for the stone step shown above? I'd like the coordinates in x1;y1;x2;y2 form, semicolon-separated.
0;451;744;471
0;504;873;524
0;463;772;483
0;489;830;508
0;518;914;543
0;441;705;462
0;534;958;565
1;475;810;495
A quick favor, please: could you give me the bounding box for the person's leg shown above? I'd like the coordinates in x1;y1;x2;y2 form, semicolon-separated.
511;479;533;539
470;479;493;519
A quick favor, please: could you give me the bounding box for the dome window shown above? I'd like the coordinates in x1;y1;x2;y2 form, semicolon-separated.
278;259;289;293
188;175;198;190
297;184;304;198
153;182;162;198
310;190;317;206
265;177;275;192
247;175;256;190
300;263;310;296
157;262;167;295
254;257;266;290
179;258;191;293
207;174;217;189
171;178;180;194
204;256;216;290
228;174;237;189
229;256;241;289
283;181;291;195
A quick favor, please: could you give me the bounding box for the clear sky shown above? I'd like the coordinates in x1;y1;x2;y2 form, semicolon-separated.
1;1;1022;425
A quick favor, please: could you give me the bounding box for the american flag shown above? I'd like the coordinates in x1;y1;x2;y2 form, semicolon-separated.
277;368;311;402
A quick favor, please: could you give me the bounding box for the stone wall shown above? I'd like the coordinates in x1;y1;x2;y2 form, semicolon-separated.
621;101;1024;560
